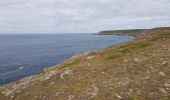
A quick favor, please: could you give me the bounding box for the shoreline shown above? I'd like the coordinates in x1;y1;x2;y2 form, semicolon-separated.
0;27;170;100
0;34;133;86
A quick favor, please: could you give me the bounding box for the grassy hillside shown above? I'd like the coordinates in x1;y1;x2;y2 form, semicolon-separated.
0;27;170;100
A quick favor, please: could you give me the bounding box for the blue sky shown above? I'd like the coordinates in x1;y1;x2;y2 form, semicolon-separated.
0;0;170;33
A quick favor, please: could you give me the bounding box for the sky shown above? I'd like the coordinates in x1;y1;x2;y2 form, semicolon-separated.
0;0;170;33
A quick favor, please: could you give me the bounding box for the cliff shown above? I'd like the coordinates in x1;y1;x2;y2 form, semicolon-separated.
98;29;148;37
0;27;170;100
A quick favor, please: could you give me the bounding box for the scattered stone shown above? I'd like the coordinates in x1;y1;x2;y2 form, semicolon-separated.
134;55;146;63
159;72;166;77
34;95;37;98
165;83;170;87
48;81;54;85
87;55;95;59
160;61;168;66
60;74;64;79
128;89;133;94
115;94;122;99
145;76;149;80
9;95;14;99
71;53;82;58
134;57;140;62
65;69;73;75
3;76;36;96
60;69;73;79
141;53;145;55
87;63;91;66
40;71;56;81
55;92;63;97
90;85;99;97
67;95;74;100
4;89;14;96
123;59;128;62
159;88;167;93
83;85;99;99
114;77;133;87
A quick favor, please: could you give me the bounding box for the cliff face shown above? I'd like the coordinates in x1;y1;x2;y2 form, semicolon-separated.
98;29;148;37
0;27;170;100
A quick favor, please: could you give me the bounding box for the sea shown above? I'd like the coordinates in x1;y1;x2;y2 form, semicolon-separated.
0;34;133;86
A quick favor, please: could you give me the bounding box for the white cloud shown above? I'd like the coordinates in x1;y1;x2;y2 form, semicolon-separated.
0;0;170;33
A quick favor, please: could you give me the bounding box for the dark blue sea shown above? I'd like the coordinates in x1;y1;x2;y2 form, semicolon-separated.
0;34;133;86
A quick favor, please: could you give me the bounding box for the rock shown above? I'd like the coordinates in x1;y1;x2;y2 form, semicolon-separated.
55;92;63;97
65;69;73;75
82;85;99;99
60;73;64;79
87;55;95;59
34;95;37;98
48;81;54;85
123;59;128;62
134;57;140;62
145;76;149;80
4;89;15;96
165;83;170;87
3;76;36;96
141;53;145;55
159;72;166;77
9;95;14;99
87;63;91;66
128;89;133;94
160;61;168;66
40;71;56;81
60;69;73;79
116;94;122;99
133;55;146;63
90;85;99;97
114;77;133;87
67;95;74;100
71;53;82;58
159;88;167;93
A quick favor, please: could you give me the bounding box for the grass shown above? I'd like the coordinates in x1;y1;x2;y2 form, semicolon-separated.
107;42;149;59
0;27;170;100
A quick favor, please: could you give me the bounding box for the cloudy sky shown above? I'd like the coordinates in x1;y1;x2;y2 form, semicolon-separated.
0;0;170;33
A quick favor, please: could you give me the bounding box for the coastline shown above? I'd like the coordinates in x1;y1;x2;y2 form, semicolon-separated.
0;27;170;100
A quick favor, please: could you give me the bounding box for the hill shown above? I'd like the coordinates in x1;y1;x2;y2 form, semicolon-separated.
0;27;170;100
98;29;148;37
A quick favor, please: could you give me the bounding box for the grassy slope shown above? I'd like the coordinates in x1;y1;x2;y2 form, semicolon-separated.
0;27;170;100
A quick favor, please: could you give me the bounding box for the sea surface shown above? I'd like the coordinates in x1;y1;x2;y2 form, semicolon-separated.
0;34;133;85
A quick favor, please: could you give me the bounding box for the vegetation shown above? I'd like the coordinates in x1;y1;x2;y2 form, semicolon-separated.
0;27;170;100
98;29;148;36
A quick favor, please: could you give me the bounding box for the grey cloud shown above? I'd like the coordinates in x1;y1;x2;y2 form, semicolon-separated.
0;0;170;33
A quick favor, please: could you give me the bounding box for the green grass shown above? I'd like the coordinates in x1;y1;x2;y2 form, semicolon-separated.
118;42;149;53
61;60;78;68
107;42;149;59
107;53;122;59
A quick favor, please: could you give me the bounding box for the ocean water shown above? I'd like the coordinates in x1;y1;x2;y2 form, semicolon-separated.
0;34;133;85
